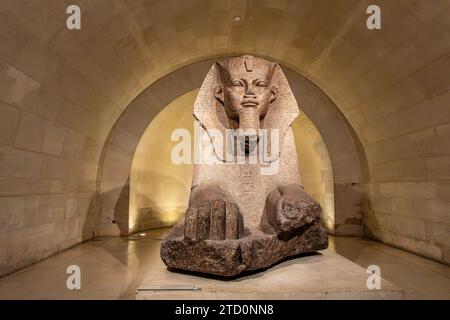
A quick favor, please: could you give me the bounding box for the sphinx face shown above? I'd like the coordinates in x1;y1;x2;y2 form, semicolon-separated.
215;56;278;131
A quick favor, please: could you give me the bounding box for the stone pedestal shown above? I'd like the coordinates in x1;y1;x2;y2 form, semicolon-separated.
137;249;404;300
161;217;328;277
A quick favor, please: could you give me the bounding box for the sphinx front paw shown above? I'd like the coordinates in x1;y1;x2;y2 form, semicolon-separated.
184;183;244;241
263;184;322;240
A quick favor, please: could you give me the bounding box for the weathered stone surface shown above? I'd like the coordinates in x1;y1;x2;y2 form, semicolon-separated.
262;184;322;240
225;202;242;240
161;55;328;276
210;200;226;240
184;183;244;241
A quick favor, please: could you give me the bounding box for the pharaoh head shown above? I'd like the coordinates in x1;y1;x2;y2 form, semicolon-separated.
193;55;299;160
213;55;279;131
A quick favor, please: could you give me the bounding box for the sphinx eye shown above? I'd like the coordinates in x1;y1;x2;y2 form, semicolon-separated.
231;80;243;87
256;80;267;87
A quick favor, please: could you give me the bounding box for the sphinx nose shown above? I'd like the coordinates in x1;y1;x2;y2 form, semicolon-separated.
244;84;256;97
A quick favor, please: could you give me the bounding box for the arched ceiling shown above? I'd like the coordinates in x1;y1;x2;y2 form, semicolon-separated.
2;0;449;153
129;89;335;234
99;59;362;236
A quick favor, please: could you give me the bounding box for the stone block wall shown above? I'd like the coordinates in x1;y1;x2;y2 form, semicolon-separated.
0;1;139;276
363;89;450;265
348;21;450;265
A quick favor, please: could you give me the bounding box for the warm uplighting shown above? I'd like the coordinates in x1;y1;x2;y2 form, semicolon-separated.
161;211;183;225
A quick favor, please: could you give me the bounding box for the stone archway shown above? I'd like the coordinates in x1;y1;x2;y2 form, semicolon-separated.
129;89;336;235
97;57;366;237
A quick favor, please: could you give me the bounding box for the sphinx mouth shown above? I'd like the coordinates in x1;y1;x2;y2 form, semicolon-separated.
241;101;259;107
241;98;259;107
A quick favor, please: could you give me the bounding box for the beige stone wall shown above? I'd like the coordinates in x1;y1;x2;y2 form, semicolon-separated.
363;90;450;264
130;90;335;234
0;3;107;275
0;0;449;276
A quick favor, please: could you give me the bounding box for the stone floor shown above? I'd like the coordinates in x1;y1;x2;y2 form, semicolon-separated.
0;228;449;300
328;236;450;299
136;248;403;300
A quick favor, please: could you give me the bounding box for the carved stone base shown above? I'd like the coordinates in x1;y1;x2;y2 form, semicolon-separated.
160;218;328;277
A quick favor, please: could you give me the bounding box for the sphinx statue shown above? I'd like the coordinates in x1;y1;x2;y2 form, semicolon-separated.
160;55;328;276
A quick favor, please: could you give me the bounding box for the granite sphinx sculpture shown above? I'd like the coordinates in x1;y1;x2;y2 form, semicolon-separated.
161;55;328;276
